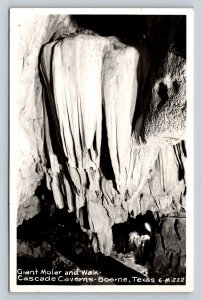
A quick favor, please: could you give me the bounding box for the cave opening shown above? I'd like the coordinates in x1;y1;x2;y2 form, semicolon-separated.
112;211;157;266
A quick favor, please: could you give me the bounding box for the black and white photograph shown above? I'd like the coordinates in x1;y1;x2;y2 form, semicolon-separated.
9;8;194;292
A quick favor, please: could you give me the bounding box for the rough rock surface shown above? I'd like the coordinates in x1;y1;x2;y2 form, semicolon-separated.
142;50;186;144
153;216;186;277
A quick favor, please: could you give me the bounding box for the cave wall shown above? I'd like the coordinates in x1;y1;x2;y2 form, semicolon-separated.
16;14;77;225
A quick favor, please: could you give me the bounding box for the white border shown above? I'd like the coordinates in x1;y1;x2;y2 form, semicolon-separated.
9;7;194;293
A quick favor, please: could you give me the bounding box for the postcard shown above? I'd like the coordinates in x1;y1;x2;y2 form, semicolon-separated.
9;8;194;292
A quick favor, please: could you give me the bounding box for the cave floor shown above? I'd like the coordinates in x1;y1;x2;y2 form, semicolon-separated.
17;208;185;286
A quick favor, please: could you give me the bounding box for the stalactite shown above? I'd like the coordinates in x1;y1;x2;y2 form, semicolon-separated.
38;32;187;257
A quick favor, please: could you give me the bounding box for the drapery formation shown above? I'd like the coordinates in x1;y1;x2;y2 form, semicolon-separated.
39;33;186;256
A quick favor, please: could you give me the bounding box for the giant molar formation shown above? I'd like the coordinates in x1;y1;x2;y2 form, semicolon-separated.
38;33;186;257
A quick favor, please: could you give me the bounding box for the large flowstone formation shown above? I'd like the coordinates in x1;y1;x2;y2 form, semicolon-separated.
17;15;187;277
